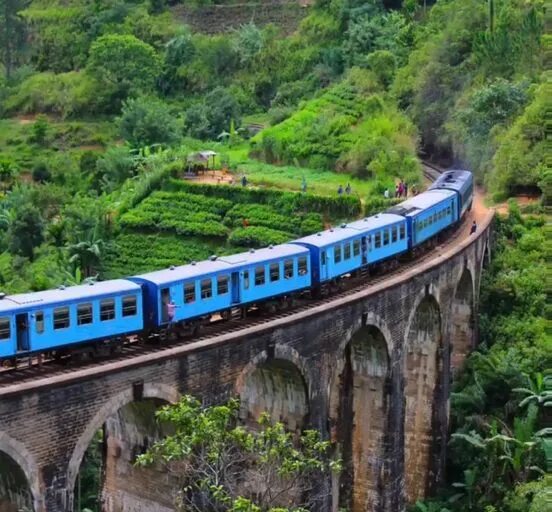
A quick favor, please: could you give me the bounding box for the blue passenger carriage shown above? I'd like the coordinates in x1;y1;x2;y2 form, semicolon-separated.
291;213;408;286
429;169;473;218
130;244;311;329
0;280;143;360
387;190;458;248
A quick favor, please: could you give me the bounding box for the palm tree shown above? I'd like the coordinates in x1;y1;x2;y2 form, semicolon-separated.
67;229;105;278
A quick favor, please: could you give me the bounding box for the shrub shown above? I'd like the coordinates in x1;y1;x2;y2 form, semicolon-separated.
119;96;180;148
32;162;52;183
4;71;99;118
228;226;292;248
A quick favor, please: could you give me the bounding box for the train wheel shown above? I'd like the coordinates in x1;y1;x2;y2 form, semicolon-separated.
221;310;231;321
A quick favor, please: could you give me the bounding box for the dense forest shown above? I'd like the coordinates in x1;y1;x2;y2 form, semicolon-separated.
0;0;547;511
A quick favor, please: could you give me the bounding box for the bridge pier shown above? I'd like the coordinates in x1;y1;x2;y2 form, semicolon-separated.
0;216;493;512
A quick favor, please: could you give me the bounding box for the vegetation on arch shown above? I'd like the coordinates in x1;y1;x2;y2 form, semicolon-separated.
136;395;342;512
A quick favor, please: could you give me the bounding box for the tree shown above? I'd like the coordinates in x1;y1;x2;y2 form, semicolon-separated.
67;230;104;278
7;203;44;260
136;396;340;511
87;34;161;109
119;96;180;148
185;87;241;140
0;0;28;79
31;162;52;183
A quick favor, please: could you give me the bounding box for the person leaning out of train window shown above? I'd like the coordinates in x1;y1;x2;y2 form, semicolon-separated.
166;300;177;323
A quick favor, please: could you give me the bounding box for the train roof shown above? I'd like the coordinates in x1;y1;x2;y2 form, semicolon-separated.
386;189;456;217
219;244;308;265
131;244;308;285
291;213;404;249
0;279;140;314
429;170;472;193
346;213;406;231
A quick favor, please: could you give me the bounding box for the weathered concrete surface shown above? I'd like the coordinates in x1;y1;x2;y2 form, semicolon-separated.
0;212;493;512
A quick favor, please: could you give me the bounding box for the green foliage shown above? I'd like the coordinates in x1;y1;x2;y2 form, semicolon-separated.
489;80;547;201
87;34;161;110
256;67;420;180
136;396;341;511
228;226;292;248
4;71;99;117
6;202;44;260
119;96;180;148
185;87;241;140
417;210;549;512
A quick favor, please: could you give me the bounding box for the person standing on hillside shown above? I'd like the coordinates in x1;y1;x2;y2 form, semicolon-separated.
345;183;351;195
338;185;343;195
384;188;389;199
241;175;247;187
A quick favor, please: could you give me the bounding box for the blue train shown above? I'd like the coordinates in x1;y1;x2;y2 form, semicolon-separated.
0;170;473;364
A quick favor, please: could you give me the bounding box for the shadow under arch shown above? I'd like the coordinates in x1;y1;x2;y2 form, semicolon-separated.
403;291;442;504
66;383;180;502
235;345;311;433
450;266;475;377
0;432;43;512
332;323;391;512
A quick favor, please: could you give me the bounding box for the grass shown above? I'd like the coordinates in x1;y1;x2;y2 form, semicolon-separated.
229;159;395;199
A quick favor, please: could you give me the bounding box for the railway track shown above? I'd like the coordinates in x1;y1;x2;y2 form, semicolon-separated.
0;163;453;388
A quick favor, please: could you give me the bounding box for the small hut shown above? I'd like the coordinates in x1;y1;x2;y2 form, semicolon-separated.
186;150;217;175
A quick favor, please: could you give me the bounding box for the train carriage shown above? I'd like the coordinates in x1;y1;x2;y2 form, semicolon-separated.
129;244;312;329
387;190;458;248
0;280;143;360
429;169;474;218
291;213;408;286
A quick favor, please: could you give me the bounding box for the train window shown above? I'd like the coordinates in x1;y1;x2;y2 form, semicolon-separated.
270;263;280;282
217;275;229;295
383;230;389;245
334;245;342;263
54;307;70;329
201;279;212;299
353;239;360;256
400;224;406;239
298;257;308;275
184;282;196;303
77;303;93;325
284;260;293;279
321;251;327;265
0;317;10;340
255;266;265;286
447;206;451;215
122;295;137;317
391;226;398;243
344;243;351;260
100;300;115;321
244;271;250;289
374;232;381;248
35;312;44;334
433;213;437;223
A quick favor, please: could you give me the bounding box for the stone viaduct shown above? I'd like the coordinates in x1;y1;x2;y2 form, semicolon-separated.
0;212;493;512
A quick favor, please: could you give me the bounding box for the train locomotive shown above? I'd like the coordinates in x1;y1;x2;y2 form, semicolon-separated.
0;170;473;365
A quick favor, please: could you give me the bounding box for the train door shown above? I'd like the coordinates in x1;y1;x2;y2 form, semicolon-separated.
231;272;240;304
160;288;170;323
320;250;328;281
361;236;368;265
16;313;29;352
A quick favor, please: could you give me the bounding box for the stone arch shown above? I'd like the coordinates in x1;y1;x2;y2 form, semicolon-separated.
333;324;391;512
236;346;310;433
403;292;442;504
66;383;180;504
0;432;43;512
450;267;475;377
